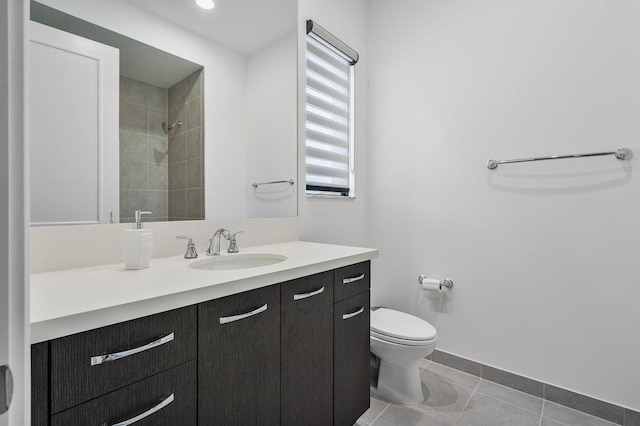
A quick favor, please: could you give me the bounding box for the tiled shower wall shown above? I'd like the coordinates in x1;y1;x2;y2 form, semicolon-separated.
119;76;169;222
168;69;205;221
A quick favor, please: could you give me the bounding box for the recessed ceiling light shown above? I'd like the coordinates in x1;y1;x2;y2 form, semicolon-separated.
196;0;215;10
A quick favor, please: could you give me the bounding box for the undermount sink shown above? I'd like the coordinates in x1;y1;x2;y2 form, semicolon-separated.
189;253;287;271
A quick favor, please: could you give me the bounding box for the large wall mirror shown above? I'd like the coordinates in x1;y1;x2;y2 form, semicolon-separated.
29;0;297;226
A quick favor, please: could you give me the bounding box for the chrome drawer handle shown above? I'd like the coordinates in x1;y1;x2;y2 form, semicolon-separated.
112;393;174;426
343;274;365;284
219;304;268;325
293;286;325;301
342;306;365;320
91;333;174;366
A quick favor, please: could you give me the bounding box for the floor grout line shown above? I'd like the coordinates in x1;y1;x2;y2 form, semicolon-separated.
474;386;544;417
454;376;481;422
369;401;392;425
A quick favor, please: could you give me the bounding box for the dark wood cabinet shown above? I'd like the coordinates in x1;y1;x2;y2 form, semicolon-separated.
51;360;197;426
31;260;372;426
50;305;197;414
334;290;371;426
31;342;49;426
198;284;281;426
280;271;334;426
334;261;370;303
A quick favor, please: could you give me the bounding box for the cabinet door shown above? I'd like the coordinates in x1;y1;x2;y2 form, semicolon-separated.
51;360;196;426
280;271;333;426
334;290;371;426
198;285;280;426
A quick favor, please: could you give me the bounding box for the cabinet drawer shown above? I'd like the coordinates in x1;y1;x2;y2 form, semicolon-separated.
50;305;197;414
334;291;371;426
51;360;197;426
334;261;370;303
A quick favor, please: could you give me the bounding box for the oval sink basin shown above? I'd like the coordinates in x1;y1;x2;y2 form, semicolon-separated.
189;253;287;271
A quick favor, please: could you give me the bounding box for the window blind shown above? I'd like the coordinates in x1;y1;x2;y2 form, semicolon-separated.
305;20;358;196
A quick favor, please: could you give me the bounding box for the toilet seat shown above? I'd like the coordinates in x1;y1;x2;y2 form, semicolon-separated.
371;308;437;345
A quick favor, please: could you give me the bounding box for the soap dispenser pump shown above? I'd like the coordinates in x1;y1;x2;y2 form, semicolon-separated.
122;211;154;270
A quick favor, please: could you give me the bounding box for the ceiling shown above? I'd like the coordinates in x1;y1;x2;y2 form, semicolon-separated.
126;0;297;55
31;2;203;88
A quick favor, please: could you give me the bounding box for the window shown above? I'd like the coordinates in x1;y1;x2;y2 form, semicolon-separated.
305;20;359;197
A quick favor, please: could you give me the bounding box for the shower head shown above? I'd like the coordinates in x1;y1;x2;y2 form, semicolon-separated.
162;121;182;134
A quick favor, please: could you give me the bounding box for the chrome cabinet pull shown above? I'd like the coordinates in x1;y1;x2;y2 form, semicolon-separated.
343;273;365;284
293;286;325;301
91;333;175;366
111;393;174;426
342;306;365;320
219;304;268;325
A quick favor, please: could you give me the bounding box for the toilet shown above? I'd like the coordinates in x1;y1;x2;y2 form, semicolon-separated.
370;308;437;404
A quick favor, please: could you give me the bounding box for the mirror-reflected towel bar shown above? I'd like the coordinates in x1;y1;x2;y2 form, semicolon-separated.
486;147;633;170
251;179;295;188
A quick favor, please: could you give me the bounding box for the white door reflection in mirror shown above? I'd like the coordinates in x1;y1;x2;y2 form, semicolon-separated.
29;22;119;225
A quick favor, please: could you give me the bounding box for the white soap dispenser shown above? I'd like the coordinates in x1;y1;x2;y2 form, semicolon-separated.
122;211;154;270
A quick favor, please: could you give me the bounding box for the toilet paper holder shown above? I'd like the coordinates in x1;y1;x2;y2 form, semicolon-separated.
418;275;454;290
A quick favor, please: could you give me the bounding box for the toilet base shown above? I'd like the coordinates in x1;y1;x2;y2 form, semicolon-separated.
373;358;424;404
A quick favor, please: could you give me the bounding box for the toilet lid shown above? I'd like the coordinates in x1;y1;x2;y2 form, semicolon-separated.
371;308;437;341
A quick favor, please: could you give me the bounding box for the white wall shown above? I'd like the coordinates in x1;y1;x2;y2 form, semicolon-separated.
297;0;370;247
246;32;297;218
36;0;249;220
367;0;640;411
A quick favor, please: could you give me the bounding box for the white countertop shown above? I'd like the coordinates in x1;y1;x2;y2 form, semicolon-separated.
30;241;378;343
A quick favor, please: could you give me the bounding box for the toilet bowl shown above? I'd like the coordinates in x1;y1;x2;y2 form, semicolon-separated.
370;308;437;404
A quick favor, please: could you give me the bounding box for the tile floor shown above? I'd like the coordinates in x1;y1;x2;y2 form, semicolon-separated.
357;360;618;426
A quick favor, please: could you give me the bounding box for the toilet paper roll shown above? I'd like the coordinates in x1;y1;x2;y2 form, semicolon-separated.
421;278;442;292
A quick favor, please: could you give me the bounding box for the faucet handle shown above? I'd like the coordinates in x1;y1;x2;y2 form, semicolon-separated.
227;231;244;253
176;236;198;259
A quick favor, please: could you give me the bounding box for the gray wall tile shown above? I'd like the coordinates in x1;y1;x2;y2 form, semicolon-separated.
186;188;203;219
119;131;147;163
186;69;202;102
120;189;148;219
170;132;186;163
172;189;187;219
120;102;148;134
482;365;543;398
186;158;202;188
120;76;146;105
120;77;170;221
173;161;186;190
186;97;201;131
544;384;623;425
149;164;168;190
147;108;167;137
120;160;148;190
431;350;482;377
148;190;168;218
148;136;168;165
186;128;202;159
147;84;167;110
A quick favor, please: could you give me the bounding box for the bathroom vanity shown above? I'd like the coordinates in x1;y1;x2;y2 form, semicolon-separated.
30;241;377;426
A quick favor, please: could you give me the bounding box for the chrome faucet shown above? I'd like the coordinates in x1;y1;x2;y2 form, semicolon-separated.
207;228;230;256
